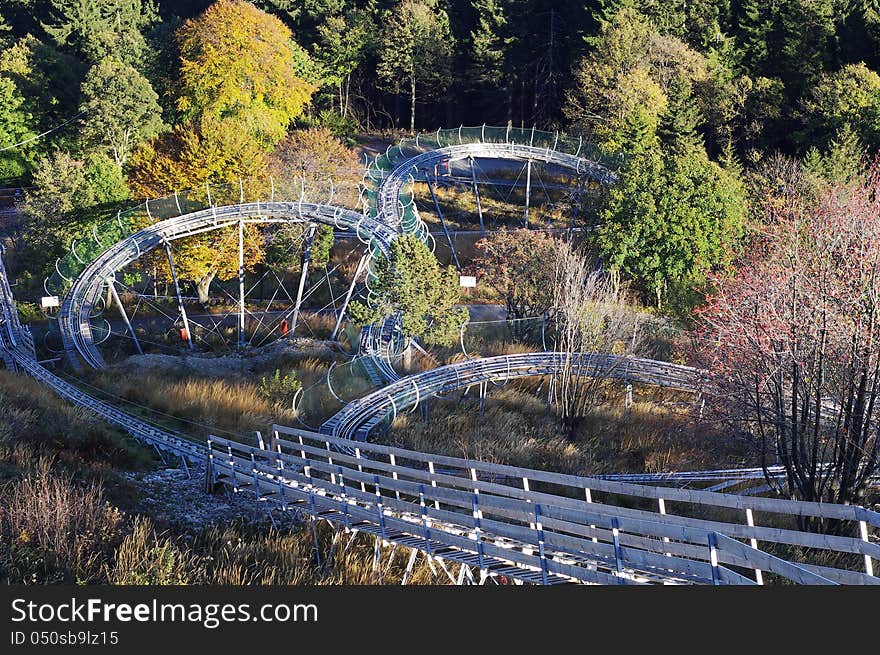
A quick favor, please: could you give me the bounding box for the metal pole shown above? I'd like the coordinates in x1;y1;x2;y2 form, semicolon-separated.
708;533;721;585
611;518;624;583
107;278;142;355
469;157;485;235
290;224;317;338
426;173;461;270
859;520;874;577
164;241;193;350
524;159;532;228
331;249;369;341
238;214;245;351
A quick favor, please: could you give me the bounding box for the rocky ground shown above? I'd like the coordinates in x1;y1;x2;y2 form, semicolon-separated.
121;336;341;377
118;462;302;534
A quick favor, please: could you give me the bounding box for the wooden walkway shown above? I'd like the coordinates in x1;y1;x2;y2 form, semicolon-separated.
206;426;880;585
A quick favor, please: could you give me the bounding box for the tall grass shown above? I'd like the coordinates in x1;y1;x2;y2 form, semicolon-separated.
384;384;753;476
0;460;444;585
0;370;153;475
1;458;124;583
84;370;297;441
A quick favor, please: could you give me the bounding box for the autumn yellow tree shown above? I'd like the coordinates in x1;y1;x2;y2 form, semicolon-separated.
176;0;316;148
127;115;269;197
135;222;265;305
126;0;319;303
128;0;318;197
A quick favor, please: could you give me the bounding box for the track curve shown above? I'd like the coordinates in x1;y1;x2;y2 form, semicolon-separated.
55;126;619;375
59;202;393;369
321;352;704;439
3;244;879;585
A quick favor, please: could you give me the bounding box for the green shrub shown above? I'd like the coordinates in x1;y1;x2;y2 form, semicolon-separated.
258;369;302;407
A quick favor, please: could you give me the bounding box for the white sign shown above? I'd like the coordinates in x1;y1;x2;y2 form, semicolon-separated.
40;295;60;309
459;275;477;288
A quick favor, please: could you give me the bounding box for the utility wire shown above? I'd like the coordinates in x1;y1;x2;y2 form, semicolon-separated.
0;111;87;153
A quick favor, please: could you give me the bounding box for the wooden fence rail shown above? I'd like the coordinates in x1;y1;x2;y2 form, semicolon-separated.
204;428;880;585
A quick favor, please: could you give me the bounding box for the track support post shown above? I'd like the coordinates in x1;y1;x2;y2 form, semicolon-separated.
469;156;486;235
107;277;142;355
164;241;194;350
331;248;369;341
290;224;317;340
524;159;533;227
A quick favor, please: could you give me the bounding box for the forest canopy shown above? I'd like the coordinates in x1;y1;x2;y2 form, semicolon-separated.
1;0;879;310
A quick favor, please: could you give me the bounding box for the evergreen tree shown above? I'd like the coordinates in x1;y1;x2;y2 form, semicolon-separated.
349;234;468;347
774;0;836;94
802;123;865;184
470;0;508;86
657;74;704;155
734;0;772;75
41;0;159;65
79;57;163;166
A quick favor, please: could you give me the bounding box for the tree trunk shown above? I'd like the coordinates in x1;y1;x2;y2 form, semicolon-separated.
196;272;215;305
410;72;417;134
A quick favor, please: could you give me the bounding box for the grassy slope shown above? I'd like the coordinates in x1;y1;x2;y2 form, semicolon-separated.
0;370;440;585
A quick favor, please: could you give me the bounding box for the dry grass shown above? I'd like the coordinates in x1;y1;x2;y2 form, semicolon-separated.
82;351;380;440
383;383;753;476
84;369;297;441
106;516;443;585
0;370;153;477
413;181;571;231
0;458;444;585
0;458;124;583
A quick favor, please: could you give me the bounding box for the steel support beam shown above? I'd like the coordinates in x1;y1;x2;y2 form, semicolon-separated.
469;157;486;235
524;159;533;228
290;224;317;338
426;173;461;270
238;214;246;350
107;278;142;355
163;241;194;350
331;249;369;341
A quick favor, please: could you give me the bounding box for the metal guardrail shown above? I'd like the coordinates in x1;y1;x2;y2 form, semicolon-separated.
53;127;618;378
355;128;618;379
321;352;704;439
58;202;390;370
3;244;879;583
206;428;880;585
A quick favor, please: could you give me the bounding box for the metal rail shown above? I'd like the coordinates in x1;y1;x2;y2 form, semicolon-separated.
53;127;616;377
58;202;393;370
2;132;878;584
321;352;704;439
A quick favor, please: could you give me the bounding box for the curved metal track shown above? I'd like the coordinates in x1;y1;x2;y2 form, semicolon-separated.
374;142;615;229
2;246;879;584
54;127;617;375
358;132;617;380
321;352;703;439
59;202;394;369
4;128;878;584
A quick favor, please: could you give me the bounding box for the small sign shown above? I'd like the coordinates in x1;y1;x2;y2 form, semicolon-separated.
40;295;60;309
459;275;477;288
